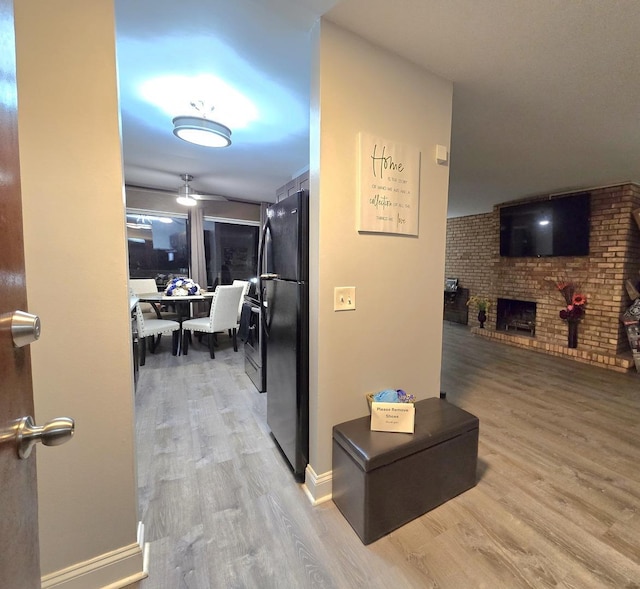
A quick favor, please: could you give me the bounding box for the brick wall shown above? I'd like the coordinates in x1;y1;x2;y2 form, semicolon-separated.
445;184;640;367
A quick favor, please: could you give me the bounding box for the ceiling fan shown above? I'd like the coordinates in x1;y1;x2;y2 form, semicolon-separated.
176;173;227;206
124;174;228;205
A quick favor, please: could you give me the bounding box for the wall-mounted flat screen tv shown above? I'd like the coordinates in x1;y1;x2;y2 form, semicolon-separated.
499;193;590;257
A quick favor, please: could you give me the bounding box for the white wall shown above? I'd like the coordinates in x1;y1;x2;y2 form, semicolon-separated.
308;21;452;480
15;1;143;586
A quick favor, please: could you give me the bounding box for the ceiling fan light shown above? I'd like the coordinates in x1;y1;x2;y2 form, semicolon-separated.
176;173;200;206
172;116;232;148
176;195;198;206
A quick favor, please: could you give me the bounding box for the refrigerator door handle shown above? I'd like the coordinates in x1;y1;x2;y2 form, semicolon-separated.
258;217;272;337
257;216;271;299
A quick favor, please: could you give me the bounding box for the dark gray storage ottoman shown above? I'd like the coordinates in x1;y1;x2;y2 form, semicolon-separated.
332;397;479;544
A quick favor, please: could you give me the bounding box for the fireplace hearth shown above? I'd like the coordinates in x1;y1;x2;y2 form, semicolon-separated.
497;298;536;336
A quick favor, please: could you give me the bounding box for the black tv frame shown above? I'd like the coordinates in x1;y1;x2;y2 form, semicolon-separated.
499;192;590;258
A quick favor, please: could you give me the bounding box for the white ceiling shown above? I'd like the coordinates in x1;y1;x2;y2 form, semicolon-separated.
115;0;640;217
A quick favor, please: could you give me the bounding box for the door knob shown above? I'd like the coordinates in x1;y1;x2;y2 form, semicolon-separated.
16;416;75;459
10;310;41;347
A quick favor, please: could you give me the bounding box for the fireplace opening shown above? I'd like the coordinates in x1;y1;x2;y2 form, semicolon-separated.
497;298;536;336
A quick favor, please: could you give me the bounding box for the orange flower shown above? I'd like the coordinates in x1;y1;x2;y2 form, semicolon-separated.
572;293;586;306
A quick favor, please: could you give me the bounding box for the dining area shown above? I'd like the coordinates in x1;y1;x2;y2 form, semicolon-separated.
129;277;250;370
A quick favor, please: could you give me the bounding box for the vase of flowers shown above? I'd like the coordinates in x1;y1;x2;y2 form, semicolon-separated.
567;320;579;348
554;280;587;348
467;295;491;328
164;276;201;296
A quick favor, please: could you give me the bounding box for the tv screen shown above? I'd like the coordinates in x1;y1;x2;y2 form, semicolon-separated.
499;193;590;257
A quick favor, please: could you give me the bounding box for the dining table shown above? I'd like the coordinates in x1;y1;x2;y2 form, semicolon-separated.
136;292;215;324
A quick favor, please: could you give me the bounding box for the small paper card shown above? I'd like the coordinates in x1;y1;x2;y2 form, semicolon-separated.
370;402;415;434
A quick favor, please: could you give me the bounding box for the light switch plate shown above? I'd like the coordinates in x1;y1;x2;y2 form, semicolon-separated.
334;286;356;311
435;144;448;165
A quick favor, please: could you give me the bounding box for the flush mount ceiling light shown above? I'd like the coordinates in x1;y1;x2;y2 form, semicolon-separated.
172;116;232;147
176;174;198;206
172;101;232;148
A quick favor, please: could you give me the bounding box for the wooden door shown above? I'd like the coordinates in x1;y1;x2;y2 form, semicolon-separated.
0;0;41;586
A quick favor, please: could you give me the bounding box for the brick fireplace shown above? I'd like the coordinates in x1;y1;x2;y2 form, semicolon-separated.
496;298;536;336
444;183;640;372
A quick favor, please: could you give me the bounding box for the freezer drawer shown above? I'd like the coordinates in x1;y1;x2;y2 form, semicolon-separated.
265;279;308;479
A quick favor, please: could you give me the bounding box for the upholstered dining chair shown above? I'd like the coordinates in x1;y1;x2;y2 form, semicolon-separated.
232;279;251;324
129;278;159;320
129;277;179;320
181;285;245;359
133;302;181;366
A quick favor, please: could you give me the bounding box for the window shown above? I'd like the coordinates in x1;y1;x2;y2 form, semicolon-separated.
126;209;259;291
204;219;259;289
126;212;188;287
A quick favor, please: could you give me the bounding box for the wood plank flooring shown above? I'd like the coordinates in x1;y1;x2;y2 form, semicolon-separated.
131;323;640;589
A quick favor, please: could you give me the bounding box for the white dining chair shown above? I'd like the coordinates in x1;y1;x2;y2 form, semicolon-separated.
181;285;245;359
129;277;179;320
232;279;251;324
129;278;159;320
133;302;181;366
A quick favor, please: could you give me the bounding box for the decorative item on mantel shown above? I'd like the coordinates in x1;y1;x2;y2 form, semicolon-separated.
553;280;587;349
467;295;491;328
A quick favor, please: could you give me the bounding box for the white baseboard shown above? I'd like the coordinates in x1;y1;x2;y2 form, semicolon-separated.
302;464;333;505
41;521;148;589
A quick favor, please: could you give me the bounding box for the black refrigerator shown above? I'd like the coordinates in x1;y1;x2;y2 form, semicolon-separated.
259;190;309;481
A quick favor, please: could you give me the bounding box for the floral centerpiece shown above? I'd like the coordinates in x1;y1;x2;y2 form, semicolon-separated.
164;276;201;296
554;280;587;348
